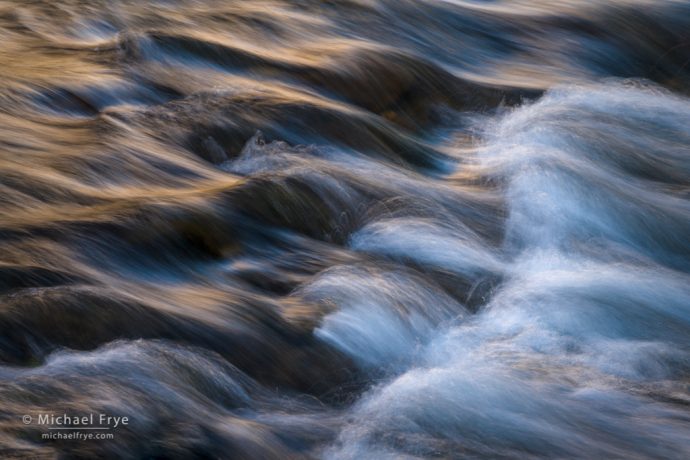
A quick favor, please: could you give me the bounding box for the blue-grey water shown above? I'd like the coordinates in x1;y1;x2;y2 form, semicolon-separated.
1;1;690;458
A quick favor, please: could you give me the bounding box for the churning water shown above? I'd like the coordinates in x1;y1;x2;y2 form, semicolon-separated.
1;0;690;458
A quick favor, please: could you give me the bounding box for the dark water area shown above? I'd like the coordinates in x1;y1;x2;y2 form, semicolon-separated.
2;0;690;458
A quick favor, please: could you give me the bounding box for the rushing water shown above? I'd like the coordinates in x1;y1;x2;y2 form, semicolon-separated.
2;0;690;458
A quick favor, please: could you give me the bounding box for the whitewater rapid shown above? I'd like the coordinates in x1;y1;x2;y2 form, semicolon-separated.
324;83;690;458
1;1;690;458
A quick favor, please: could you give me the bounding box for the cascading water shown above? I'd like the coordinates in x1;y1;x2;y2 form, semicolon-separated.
1;1;690;458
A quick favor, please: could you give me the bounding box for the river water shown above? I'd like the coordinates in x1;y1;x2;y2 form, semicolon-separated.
1;1;690;458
